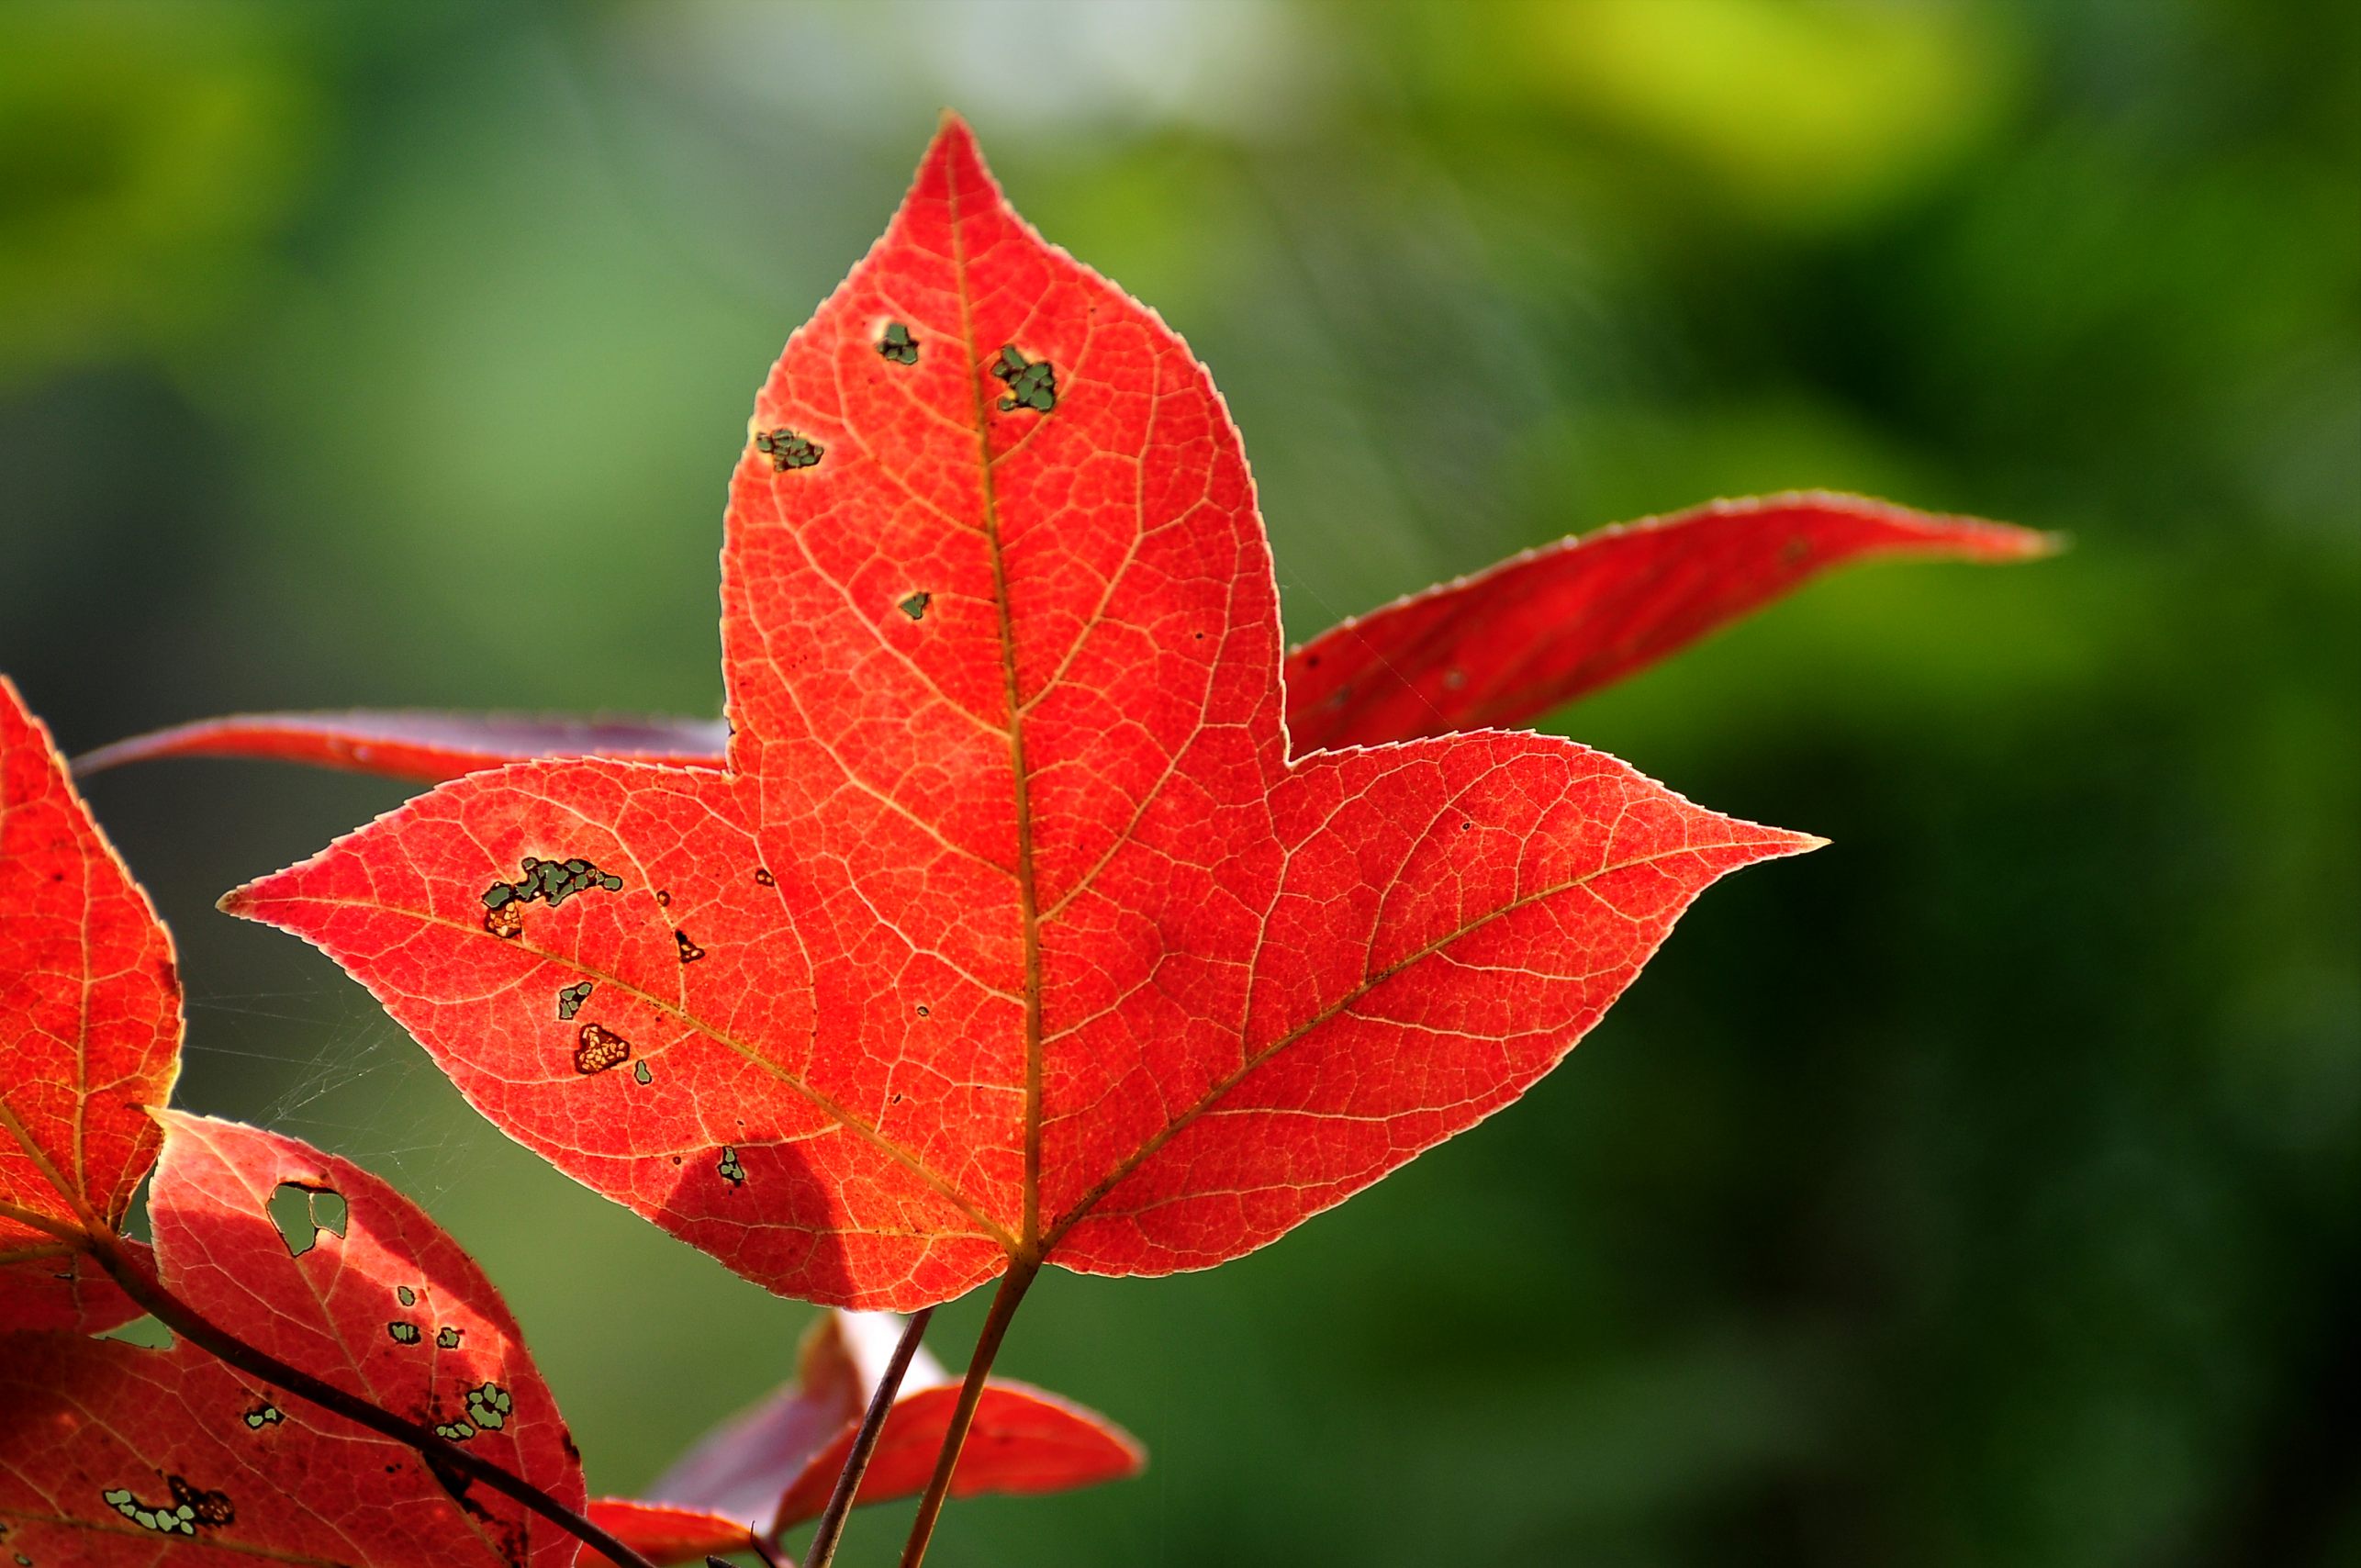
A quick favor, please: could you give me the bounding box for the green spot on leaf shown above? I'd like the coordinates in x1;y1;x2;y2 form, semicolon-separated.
482;857;623;936
556;981;594;1021
633;1058;653;1085
718;1146;745;1186
755;427;824;470
396;1285;416;1307
991;344;1057;412
242;1403;282;1430
898;591;931;622
388;1321;420;1345
878;321;919;364
436;1326;463;1350
464;1383;513;1431
434;1419;475;1441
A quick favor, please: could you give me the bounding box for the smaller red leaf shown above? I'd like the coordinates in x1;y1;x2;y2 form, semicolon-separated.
578;1501;759;1568
589;1309;1140;1563
1284;492;2060;750
73;710;729;784
1;674;180;1332
0;1114;587;1566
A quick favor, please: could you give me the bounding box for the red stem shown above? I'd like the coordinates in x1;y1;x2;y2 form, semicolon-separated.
798;1305;936;1568
898;1258;1040;1568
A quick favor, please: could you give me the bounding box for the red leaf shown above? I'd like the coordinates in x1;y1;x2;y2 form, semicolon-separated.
588;1308;1139;1562
1285;492;2060;750
77;495;2050;783
76;711;729;784
224;118;1820;1311
0;675;179;1332
578;1501;758;1567
0;1113;587;1565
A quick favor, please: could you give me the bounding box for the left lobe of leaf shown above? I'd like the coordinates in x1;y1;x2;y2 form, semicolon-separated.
0;675;180;1332
0;1113;587;1567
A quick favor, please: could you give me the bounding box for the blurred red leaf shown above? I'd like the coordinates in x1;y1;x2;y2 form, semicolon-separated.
0;1114;585;1564
77;711;729;784
223;118;1818;1312
587;1309;1139;1562
80;496;2050;782
1283;493;2058;750
0;675;180;1332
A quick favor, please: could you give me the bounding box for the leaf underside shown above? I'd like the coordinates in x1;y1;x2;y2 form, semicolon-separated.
224;119;1820;1312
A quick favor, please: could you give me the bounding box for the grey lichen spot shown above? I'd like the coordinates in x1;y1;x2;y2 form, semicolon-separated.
990;344;1057;412
242;1403;282;1430
717;1146;745;1186
464;1383;513;1431
632;1059;653;1085
755;428;824;471
101;1476;232;1537
483;857;622;937
388;1321;421;1346
574;1022;632;1076
437;1326;464;1350
674;929;706;964
433;1418;476;1442
878;321;920;364
397;1286;417;1308
898;591;931;622
556;981;595;1021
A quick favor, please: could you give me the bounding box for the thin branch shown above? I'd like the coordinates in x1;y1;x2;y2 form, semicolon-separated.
88;1232;659;1568
898;1259;1041;1568
798;1305;935;1568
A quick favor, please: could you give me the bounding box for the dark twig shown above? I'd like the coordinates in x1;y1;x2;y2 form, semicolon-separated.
800;1305;936;1568
90;1232;660;1568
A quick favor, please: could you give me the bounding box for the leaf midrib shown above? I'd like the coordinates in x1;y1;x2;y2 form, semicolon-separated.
945;162;1049;1258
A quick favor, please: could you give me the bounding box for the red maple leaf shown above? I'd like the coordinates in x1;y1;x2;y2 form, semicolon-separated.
0;675;179;1333
0;1114;585;1565
76;494;2052;785
223;118;1821;1313
586;1308;1139;1564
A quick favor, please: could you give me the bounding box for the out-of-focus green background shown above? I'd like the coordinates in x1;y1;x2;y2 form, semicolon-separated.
4;1;2355;1562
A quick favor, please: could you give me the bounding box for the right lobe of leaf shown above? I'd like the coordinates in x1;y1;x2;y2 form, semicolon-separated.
0;674;179;1332
0;1114;586;1567
1284;492;2059;751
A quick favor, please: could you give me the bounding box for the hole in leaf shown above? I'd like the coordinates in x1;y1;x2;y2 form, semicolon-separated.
267;1183;345;1256
97;1314;173;1349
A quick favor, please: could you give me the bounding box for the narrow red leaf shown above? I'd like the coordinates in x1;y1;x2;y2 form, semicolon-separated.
74;498;2050;785
0;1113;587;1565
0;674;180;1332
1286;492;2060;751
74;710;729;784
225;118;1820;1313
579;1501;759;1568
588;1309;1138;1562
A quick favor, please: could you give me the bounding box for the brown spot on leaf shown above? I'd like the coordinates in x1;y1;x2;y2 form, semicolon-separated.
574;1023;632;1076
674;929;705;964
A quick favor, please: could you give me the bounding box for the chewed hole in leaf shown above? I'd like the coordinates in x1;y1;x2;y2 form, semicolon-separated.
878;320;919;364
266;1183;344;1257
755;427;824;470
898;591;931;621
97;1315;173;1349
990;343;1057;412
